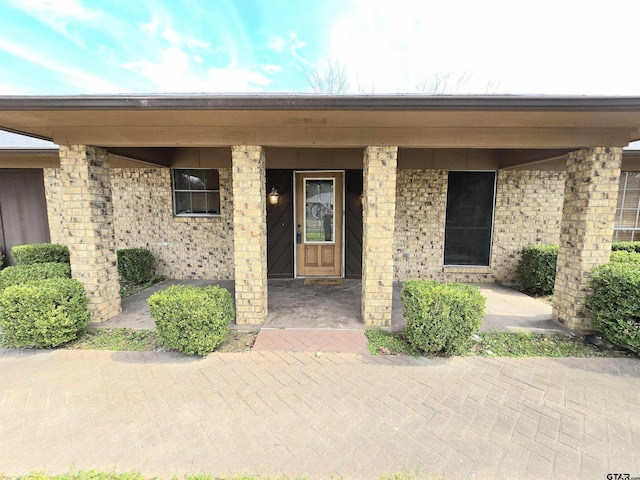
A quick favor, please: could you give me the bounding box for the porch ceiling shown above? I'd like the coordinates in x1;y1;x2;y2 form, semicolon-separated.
1;94;640;149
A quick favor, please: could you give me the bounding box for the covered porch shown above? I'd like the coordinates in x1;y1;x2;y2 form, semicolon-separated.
96;278;565;335
2;95;640;332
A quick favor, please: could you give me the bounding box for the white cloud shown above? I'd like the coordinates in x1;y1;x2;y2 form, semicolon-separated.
0;38;127;93
325;0;640;94
141;15;161;34
6;0;102;35
122;47;271;92
267;38;286;53
0;82;22;94
140;15;210;50
262;64;282;74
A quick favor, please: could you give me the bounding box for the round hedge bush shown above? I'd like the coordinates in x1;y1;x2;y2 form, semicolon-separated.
148;285;234;356
0;277;90;348
516;245;558;295
587;262;640;354
117;248;154;283
0;262;71;293
401;280;486;355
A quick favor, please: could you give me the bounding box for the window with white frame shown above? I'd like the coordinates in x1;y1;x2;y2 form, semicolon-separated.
444;171;496;266
614;171;640;241
172;169;220;216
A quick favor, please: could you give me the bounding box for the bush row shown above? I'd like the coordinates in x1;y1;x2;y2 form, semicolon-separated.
401;280;485;355
517;242;640;295
0;243;163;351
6;243;156;284
12;243;70;265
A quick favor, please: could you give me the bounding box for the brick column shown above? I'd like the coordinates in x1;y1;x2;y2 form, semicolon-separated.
552;147;622;330
59;145;121;322
362;146;398;326
231;145;268;324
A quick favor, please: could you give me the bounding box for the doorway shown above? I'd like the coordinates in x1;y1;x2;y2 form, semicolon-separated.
295;171;344;277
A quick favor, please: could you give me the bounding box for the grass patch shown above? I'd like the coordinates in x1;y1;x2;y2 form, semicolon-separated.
365;328;420;356
66;328;160;351
471;331;632;357
2;328;258;354
119;277;164;299
365;328;635;358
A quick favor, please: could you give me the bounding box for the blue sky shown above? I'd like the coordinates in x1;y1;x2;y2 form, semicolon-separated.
1;0;639;95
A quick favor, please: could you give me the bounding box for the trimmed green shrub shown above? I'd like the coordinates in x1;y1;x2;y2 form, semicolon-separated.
117;248;154;283
0;277;90;348
586;263;640;354
11;243;70;265
610;250;640;265
148;285;234;356
401;280;486;355
516;244;558;295
611;241;640;253
0;250;4;269
0;262;71;293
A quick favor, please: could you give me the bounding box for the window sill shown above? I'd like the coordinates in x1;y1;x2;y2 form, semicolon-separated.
442;266;492;274
174;213;221;218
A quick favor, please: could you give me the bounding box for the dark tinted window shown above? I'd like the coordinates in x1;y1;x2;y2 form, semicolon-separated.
444;171;496;266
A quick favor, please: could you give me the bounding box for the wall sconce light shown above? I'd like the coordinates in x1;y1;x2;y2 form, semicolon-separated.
268;186;280;205
359;192;364;204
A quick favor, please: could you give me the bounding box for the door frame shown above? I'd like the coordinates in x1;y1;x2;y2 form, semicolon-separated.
293;170;346;278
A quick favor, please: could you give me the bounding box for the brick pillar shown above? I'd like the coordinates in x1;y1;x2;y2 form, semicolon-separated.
59;145;121;322
362;146;398;326
231;145;268;324
552;147;622;330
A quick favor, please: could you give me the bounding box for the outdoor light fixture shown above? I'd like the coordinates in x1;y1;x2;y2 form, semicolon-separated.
359;192;364;204
268;186;280;205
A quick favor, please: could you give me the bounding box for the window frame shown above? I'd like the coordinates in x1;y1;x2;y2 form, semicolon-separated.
171;168;221;217
613;171;640;241
442;170;497;267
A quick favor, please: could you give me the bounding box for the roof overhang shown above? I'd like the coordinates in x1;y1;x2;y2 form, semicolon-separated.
0;94;640;150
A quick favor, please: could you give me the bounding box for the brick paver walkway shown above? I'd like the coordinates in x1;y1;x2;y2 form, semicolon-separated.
1;348;639;479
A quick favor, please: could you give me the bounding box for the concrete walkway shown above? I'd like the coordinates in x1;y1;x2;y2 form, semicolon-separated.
99;279;563;334
1;348;639;479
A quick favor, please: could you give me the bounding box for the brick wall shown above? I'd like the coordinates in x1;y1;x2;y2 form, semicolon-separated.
45;164;567;287
394;169;566;284
45;167;234;280
43;168;66;245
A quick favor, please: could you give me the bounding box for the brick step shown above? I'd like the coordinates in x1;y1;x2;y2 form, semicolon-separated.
252;328;371;355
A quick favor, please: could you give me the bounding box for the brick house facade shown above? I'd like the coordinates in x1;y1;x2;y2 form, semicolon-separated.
2;95;640;330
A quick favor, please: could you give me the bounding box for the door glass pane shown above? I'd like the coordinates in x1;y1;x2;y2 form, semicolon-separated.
305;179;334;243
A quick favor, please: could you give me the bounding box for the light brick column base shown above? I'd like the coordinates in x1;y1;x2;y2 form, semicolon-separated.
552;147;622;331
362;146;398;326
59;145;121;322
232;145;268;324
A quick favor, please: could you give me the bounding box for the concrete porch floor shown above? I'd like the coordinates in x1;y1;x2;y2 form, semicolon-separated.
96;279;569;335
